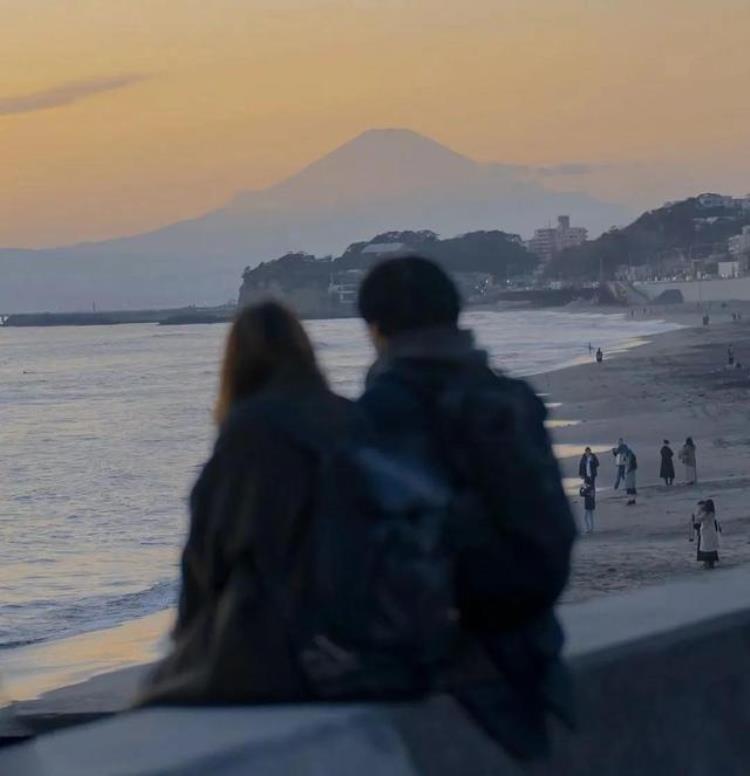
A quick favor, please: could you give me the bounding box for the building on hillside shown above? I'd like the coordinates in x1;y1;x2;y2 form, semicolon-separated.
526;216;588;263
696;193;750;211
361;242;407;257
718;261;741;279
697;193;734;209
328;270;365;306
728;226;750;261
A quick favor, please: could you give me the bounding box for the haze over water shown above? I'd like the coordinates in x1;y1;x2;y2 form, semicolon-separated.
0;311;680;651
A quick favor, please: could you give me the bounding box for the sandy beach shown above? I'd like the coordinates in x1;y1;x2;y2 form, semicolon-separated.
535;303;750;602
5;302;750;730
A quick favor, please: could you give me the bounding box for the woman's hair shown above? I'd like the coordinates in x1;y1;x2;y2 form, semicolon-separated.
686;437;694;446
214;301;324;425
702;499;715;514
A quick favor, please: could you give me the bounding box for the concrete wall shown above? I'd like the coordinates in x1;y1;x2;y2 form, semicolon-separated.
639;275;750;302
3;566;750;775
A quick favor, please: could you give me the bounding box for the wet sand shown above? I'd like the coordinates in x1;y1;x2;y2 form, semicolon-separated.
6;302;750;724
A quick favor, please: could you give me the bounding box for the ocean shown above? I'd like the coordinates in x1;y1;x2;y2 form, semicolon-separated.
0;311;680;652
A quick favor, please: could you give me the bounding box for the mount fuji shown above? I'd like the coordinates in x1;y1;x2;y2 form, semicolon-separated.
0;129;629;312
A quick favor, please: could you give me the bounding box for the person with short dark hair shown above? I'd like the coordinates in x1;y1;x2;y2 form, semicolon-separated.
357;256;576;760
357;255;461;339
579;446;600;487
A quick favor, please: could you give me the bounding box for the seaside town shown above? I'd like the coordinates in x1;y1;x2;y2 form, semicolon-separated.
235;193;750;320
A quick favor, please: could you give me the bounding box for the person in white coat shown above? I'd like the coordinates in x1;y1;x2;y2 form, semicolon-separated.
690;499;721;569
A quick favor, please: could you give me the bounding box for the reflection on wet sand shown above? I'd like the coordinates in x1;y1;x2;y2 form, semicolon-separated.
3;610;171;704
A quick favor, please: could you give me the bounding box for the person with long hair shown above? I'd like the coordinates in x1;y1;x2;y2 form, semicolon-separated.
140;301;361;705
625;449;638;506
691;500;720;569
679;437;697;485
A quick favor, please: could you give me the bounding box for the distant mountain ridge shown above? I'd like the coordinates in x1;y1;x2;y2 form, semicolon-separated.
0;128;629;312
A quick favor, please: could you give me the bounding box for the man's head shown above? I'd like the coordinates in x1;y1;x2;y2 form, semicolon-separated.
358;256;461;351
618;438;624;445
585;447;592;455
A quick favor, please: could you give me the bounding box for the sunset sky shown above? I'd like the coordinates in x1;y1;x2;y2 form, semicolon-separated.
2;0;749;248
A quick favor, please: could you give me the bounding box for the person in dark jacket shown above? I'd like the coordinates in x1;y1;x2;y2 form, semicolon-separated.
578;447;600;487
139;301;362;705
579;479;596;534
625;450;638;506
660;440;675;486
612;438;629;489
357;256;577;760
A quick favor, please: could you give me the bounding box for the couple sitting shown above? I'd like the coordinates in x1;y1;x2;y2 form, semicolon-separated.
140;257;576;761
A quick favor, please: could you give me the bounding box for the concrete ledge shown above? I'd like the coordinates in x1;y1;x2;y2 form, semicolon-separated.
4;566;750;775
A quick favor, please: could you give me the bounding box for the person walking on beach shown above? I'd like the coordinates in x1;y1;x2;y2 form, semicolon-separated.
728;346;735;367
625;449;638;505
580;478;596;534
690;500;720;569
357;256;576;760
679;437;698;485
579;447;600;488
595;347;603;363
612;438;629;489
660;440;675;486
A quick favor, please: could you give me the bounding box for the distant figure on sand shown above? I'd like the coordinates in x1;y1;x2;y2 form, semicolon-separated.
728;346;735;367
679;437;698;484
691;500;720;569
588;342;593;355
578;447;600;487
579;479;596;534
612;438;629;489
625;450;638;505
595;347;603;363
660;440;675;486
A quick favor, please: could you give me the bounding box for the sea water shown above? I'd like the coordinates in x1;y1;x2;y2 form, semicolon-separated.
0;311;679;652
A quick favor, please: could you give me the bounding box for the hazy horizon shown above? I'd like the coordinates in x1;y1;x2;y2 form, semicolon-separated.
2;0;749;249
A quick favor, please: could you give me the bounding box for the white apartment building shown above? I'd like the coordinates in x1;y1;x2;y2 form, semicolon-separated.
696;193;750;211
527;215;588;262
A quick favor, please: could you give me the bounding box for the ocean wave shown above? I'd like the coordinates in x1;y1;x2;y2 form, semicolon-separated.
0;578;177;650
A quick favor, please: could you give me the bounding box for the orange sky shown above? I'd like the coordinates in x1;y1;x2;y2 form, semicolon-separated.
2;0;749;248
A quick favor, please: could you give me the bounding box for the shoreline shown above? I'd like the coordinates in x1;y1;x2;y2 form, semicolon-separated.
5;304;750;724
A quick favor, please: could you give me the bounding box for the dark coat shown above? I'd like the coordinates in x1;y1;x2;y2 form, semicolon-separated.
359;327;576;759
580;483;596;511
660;445;675;480
578;453;600;481
139;381;362;706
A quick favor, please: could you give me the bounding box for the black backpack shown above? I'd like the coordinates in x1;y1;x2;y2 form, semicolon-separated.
396;365;575;629
274;428;462;700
